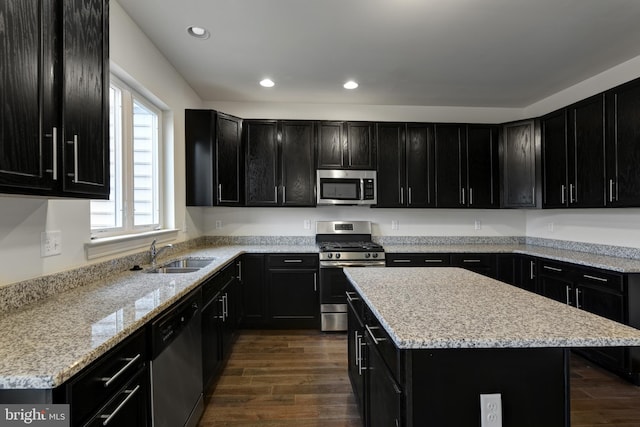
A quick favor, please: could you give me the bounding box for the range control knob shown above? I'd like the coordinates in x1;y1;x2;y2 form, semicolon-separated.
327;253;333;259
365;253;371;258
372;253;379;258
335;253;341;259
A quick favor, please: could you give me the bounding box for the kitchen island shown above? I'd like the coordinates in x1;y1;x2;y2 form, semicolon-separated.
344;267;640;427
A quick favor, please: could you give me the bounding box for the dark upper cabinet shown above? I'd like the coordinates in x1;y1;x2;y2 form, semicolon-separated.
61;0;109;198
606;78;640;207
185;110;243;206
0;0;109;199
280;121;316;206
435;124;498;208
376;123;434;207
542;96;606;208
245;120;279;206
0;0;57;194
245;120;315;206
317;121;375;169
501;120;539;208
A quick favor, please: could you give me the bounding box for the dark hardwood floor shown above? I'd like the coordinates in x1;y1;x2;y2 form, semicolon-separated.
199;330;640;426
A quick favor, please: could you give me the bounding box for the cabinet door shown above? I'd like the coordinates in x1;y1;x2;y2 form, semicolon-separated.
317;121;344;168
347;298;366;422
280;121;315;206
201;297;222;390
185;110;215;206
376;123;405;207
245;121;278;205
62;0;109;198
568;94;606;207
517;256;538;293
406;124;435;207
606;80;640;207
366;333;402;427
217;113;243;205
0;0;57;194
466;125;499;208
501;120;537;207
541;110;568;208
268;269;319;328
240;255;266;326
435;124;465;207
346;122;375;169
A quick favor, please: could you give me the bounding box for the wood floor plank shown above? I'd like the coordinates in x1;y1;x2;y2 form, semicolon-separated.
200;330;640;427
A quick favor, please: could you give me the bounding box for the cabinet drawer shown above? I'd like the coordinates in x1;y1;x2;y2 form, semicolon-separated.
577;268;624;293
386;253;450;267
363;307;400;383
267;254;318;268
451;253;494;268
69;329;147;425
538;260;572;278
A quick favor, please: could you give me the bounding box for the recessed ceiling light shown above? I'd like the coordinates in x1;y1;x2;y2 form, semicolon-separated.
260;78;275;88
343;80;359;90
186;26;210;40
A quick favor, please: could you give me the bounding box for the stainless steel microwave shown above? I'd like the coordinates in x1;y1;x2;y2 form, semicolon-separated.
316;170;377;205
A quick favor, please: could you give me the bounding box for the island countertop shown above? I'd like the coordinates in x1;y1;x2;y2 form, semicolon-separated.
344;266;640;350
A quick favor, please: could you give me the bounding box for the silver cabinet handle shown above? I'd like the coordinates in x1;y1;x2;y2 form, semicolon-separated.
282;186;286;203
569;183;576;203
313;273;317;292
223;293;229;319
284;259;303;263
102;354;142;388
561;184;566;204
565;285;572;305
274;186;278;203
461;187;465;205
354;331;360;368
575;288;582;309
45;128;58;180
583;274;608;283
530;260;535;280
463;259;481;263
346;291;360;302
365;325;387;345
424;259;443;263
469;188;473;205
543;265;562;272
400;187;404;205
218;184;222;203
357;333;367;375
393;259;411;263
609;179;616;203
237;260;242;281
73;135;79;183
100;384;141;425
408;187;413;205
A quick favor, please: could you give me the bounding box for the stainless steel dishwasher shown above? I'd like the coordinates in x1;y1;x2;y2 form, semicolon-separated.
150;290;203;427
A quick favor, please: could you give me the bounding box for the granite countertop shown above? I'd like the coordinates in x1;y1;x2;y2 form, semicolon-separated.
0;244;316;390
383;244;640;273
344;266;640;350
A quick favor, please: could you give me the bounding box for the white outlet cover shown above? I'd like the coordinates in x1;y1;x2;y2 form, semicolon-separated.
41;230;62;257
480;393;502;427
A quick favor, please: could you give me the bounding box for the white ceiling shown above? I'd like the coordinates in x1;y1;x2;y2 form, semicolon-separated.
116;0;640;108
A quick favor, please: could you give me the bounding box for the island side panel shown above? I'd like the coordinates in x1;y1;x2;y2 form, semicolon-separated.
405;347;570;427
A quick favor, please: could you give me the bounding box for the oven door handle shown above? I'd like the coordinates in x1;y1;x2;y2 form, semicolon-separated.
320;260;386;268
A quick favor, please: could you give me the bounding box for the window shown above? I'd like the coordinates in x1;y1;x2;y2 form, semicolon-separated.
91;78;162;237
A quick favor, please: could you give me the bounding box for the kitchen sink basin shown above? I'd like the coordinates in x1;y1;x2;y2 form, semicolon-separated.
145;257;216;274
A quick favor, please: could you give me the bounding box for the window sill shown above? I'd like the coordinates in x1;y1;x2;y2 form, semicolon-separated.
85;229;179;260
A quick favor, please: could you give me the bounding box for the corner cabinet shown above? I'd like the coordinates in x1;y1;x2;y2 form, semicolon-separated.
244;120;315;206
376;123;435;207
0;0;110;199
501;120;539;208
317;121;375;169
434;124;499;208
185;110;243;206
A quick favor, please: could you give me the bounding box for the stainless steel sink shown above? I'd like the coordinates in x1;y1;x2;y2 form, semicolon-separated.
145;257;216;274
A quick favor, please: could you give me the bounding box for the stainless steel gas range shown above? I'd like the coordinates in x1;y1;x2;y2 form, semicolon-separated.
316;221;385;331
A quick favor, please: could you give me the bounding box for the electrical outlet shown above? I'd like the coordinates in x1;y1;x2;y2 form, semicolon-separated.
548;222;555;233
303;219;311;230
41;230;62;257
474;220;482;231
391;220;399;230
480;393;502;427
215;220;223;229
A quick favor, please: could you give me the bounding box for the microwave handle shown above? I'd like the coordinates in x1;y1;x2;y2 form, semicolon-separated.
360;179;365;201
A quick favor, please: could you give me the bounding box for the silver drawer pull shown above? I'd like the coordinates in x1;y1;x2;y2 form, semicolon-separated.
345;291;360;302
102;354;142;388
283;259;303;263
463;259;481;263
365;325;387;345
393;259;411;263
583;274;608;283
424;259;443;263
100;384;141;425
543;265;562;272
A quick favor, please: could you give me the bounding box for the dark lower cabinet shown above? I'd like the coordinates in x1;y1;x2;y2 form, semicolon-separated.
347;294;366;423
240;254;267;327
365;332;402;427
451;253;496;278
266;254;319;328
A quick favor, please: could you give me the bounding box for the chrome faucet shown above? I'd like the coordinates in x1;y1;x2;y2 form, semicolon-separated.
150;239;173;267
